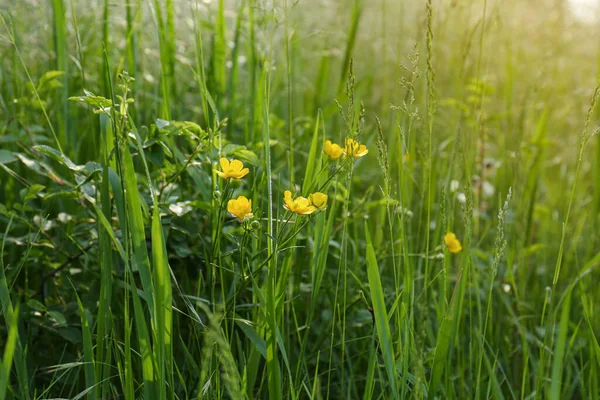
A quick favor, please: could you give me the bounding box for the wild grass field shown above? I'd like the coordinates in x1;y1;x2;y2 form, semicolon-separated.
1;0;600;398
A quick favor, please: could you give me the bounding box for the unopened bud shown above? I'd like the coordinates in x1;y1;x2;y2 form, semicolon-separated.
250;220;261;231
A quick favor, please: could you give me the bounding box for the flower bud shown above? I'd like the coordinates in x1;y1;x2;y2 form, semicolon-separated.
230;179;242;189
250;220;261;231
213;190;222;201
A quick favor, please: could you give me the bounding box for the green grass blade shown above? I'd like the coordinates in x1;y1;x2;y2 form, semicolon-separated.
89;200;126;260
151;204;173;399
226;0;245;130
261;63;282;399
212;0;227;101
71;282;97;400
153;0;174;119
302;112;322;195
0;304;19;400
127;268;157;399
51;0;68;152
128;115;173;399
361;335;377;400
364;221;398;398
121;144;155;312
550;290;572;400
429;312;453;398
101;0;110;96
313;53;330;113
338;0;362;94
0;217;30;400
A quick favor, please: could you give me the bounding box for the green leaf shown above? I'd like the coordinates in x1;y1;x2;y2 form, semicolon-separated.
68;89;112;110
20;184;45;203
147;143;165;167
232;148;259;166
26;299;47;313
156;118;170;129
58;327;82;344
38;70;64;85
37;70;65;92
34;145;85;171
0;150;17;165
156;119;206;139
236;319;267;358
0;135;19;144
48;310;68;328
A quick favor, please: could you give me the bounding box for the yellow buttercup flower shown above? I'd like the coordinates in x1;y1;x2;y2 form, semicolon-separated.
283;190;317;215
227;196;253;222
344;138;368;158
309;192;328;210
324;140;344;159
213;158;250;179
444;232;462;253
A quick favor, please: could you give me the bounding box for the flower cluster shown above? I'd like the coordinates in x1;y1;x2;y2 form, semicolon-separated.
283;191;328;216
214;157;330;222
324;138;368;160
214;158;254;222
215;135;371;223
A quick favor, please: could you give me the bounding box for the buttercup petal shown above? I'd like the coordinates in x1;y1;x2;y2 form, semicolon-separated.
284;190;292;203
219;158;230;171
230;159;244;172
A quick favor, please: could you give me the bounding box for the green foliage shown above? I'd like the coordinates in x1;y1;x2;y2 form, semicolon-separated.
1;0;599;399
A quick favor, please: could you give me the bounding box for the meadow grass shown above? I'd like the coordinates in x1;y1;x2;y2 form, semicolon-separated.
1;0;600;399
